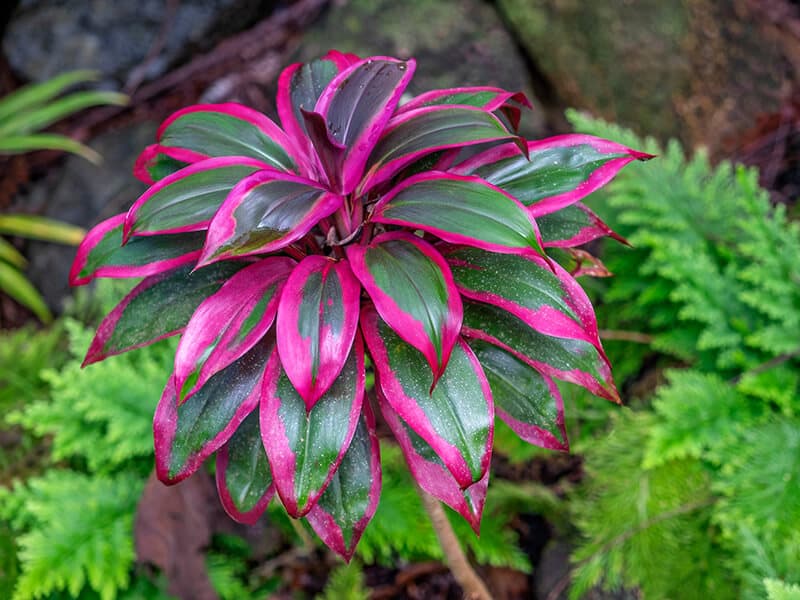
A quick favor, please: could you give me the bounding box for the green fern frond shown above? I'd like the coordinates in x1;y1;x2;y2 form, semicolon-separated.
765;579;800;600
8;319;173;474
569;411;737;600
316;561;369;600
2;470;141;600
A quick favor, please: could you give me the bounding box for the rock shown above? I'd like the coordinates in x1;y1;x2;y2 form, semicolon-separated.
14;122;156;313
496;0;798;154
3;0;273;86
292;0;546;137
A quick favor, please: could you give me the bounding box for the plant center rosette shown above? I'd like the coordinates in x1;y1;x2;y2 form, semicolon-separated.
70;51;651;559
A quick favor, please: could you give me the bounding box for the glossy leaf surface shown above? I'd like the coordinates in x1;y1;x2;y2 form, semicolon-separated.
306;403;381;560
362;106;522;192
84;262;246;365
276;256;361;407
537;202;626;247
462;301;618;402
154;340;271;483
347;232;462;380
157;103;298;171
124;158;267;238
261;340;365;517
216;410;274;524
372;172;544;257
362;307;492;488
173;257;293;401
378;391;488;532
70;213;203;285
454;134;651;216
470;340;568;451
446;246;599;349
199;170;340;265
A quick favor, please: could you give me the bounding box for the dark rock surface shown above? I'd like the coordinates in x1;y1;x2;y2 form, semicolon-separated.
496;0;798;154
293;0;546;137
3;0;274;86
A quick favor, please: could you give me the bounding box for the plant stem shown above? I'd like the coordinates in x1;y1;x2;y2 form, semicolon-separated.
418;488;492;600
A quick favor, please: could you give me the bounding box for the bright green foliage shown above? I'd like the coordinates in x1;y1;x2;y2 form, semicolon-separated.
1;316;173;599
0;470;141;600
355;445;532;572
564;113;800;598
7;319;173;475
316;561;369;600
570;412;735;600
765;579;800;600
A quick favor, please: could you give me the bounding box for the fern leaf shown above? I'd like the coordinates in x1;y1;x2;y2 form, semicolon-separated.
4;470;141;600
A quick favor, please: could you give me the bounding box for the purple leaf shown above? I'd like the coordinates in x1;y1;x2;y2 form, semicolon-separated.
155;338;272;484
197;169;342;266
155;103;303;173
260;337;365;517
372;172;546;258
462;301;619;403
360;105;525;194
445;246;603;353
306;401;381;561
277;52;354;165
314;56;416;194
123;157;270;240
276;256;361;408
300;108;347;192
538;202;628;247
69;213;204;285
133;143;205;184
173;257;294;402
83;262;246;366
378;390;488;533
453;134;653;216
346;231;462;382
361;306;493;489
470;340;568;451
216;410;275;524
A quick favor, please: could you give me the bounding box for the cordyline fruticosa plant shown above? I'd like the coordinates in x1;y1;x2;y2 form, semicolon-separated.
70;51;650;560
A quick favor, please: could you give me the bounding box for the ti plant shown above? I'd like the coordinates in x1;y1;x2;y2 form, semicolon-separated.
71;52;649;561
0;70;126;322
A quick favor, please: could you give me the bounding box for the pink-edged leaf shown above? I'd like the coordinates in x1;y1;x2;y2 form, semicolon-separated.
398;86;531;113
300;108;346;192
346;231;462;381
362;306;493;489
260;337;365;517
216;410;274;524
361;105;525;194
133;143;205;184
453;134;653;216
198;169;342;266
314;56;416;194
69;213;204;285
156;103;301;172
378;390;488;533
372;172;545;258
123;157;269;240
462;301;620;403
155;338;272;483
83;261;246;366
445;246;602;352
174;257;294;402
470;340;568;451
277;56;343;161
306;401;381;561
537;202;628;247
276;256;361;408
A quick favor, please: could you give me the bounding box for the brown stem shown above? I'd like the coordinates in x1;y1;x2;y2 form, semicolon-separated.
418;489;492;600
